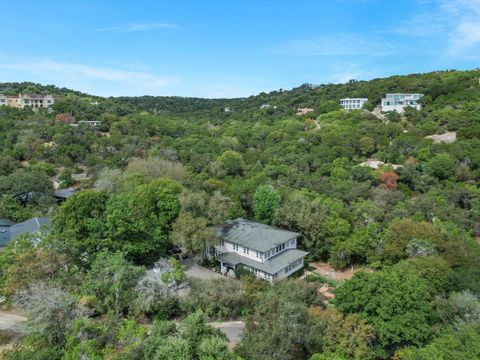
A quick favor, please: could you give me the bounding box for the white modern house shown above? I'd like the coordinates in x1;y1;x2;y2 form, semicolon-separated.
340;98;368;110
72;120;102;127
215;218;308;281
381;93;423;112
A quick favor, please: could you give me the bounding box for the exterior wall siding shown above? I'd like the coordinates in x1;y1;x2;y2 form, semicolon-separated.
264;237;296;260
273;257;304;281
340;98;368;110
380;94;423;113
217;239;305;282
381;103;422;112
0;94;54;109
217;241;264;263
216;238;298;264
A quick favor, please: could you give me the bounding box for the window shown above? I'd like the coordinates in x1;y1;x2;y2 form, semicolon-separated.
243;247;249;255
221;239;225;246
233;243;238;251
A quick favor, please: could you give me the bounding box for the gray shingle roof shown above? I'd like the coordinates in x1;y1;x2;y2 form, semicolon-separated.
0;218;16;227
0;218;16;246
55;188;79;199
7;217;52;243
0;228;10;246
216;218;301;252
218;249;308;275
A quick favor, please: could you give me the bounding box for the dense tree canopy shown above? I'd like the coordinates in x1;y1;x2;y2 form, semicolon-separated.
1;69;480;359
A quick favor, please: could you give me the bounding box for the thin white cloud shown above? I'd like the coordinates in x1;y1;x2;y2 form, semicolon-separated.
0;60;177;91
95;23;178;33
450;21;480;52
271;33;403;57
443;0;480;56
327;62;378;84
389;0;480;58
389;13;446;37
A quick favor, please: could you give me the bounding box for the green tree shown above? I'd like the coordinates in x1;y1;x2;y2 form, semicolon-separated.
52;190;109;266
237;280;320;360
426;153;456;180
182;278;247;320
0;195;32;222
253;185;280;225
13;282;87;345
199;336;233;360
275;190;350;260
58;167;74;188
214;150;245;177
0;155;20;176
306;307;375;360
81;252;144;315
334;268;431;355
106;178;183;265
143;311;230;360
0;169;54;200
62;318;106;360
433;291;480;329
161;258;187;290
171;212;217;256
396;325;480;360
393;256;454;297
359;136;375;156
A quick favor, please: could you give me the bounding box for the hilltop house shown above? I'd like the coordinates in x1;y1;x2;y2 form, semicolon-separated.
0;94;54;109
215;219;308;281
340;98;368;110
0;217;52;248
381;93;423;112
296;107;314;115
72;120;102;127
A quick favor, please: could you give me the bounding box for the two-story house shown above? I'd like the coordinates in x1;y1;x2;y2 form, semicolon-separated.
340;98;368;110
215;218;308;281
381;93;423;112
0;94;54;109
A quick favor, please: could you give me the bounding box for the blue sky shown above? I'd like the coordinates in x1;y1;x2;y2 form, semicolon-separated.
1;0;479;98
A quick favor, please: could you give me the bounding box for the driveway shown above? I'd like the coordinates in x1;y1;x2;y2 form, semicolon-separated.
183;257;225;280
0;312;26;334
210;321;245;344
0;311;26;350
